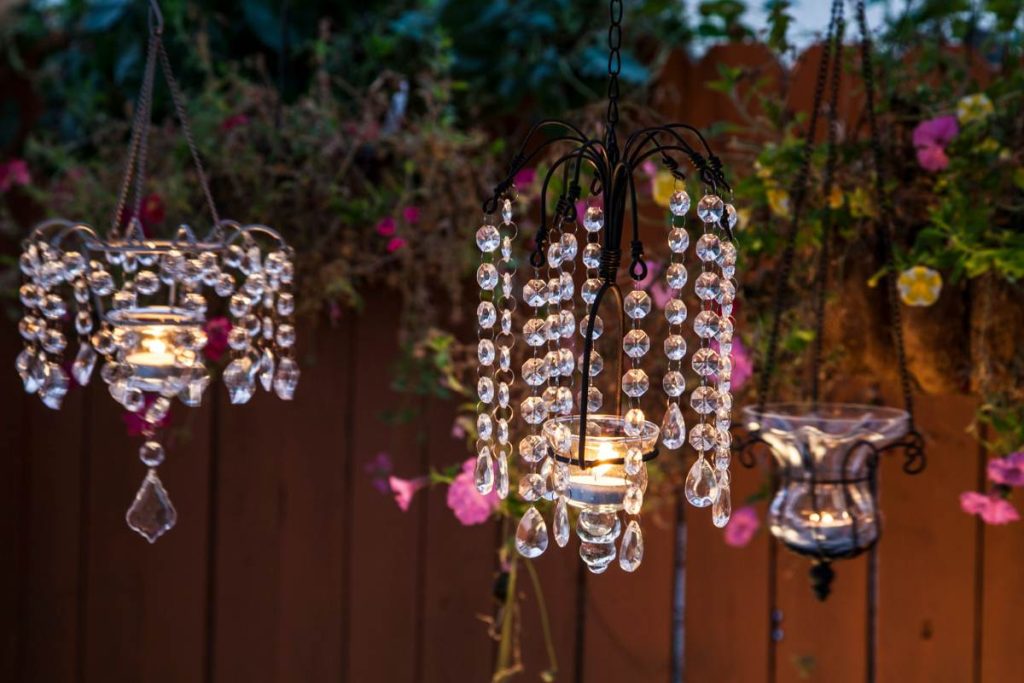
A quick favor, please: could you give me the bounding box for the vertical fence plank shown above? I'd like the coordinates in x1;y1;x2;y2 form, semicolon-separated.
878;393;979;682
210;323;350;681
80;384;211;683
981;475;1024;680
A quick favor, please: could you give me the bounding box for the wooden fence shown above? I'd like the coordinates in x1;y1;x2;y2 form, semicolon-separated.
2;43;1023;683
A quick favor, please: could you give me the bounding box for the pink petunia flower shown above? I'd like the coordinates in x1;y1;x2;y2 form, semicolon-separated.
651;281;675;310
446;458;499;525
203;317;231;362
730;337;753;391
451;420;466;439
724;505;760;547
375;217;396;237
916;145;950;172
386;237;407;253
912;116;958;173
402;206;421;225
960;491;1021;525
389;475;428;512
640;160;658;178
0;159;31;192
633;259;662;291
514;167;536;188
365;452;393;494
987;452;1024;487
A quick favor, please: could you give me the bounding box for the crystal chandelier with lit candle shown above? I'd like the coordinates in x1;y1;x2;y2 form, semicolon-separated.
473;0;739;573
14;0;299;543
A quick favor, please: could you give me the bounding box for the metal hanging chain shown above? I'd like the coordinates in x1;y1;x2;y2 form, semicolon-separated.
605;0;623;161
856;0;916;429
755;0;843;414
810;1;846;406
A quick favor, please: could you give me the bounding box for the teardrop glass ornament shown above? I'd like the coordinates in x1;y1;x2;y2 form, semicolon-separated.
661;402;686;449
515;506;549;558
619;520;644;572
684;456;719;508
712;480;732;528
496;452;509;499
125;469;178;543
554;496;570;548
474;447;494;494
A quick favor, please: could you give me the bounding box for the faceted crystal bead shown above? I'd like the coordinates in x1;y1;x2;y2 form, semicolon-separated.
259;348;276;391
523;279;548;307
519;434;548;464
111;289;136;311
697;194;725;223
580;541;616;574
518;473;546;502
478;339;495;367
619;520;644;572
694;272;721;301
668;228;690;254
624;408;646;436
577;511;621;543
684;457;719;508
19;283;42;308
144;396;171;425
477;414;493;440
552;462;570;493
558;271;574;301
476;225;500;252
625;447;644;476
624;290;652;319
497;382;510;408
694;310;721;339
135;270;160;295
553;497;570;548
579;315;603;340
41;328;66;354
474;447;495;494
713;480;732;527
477;377;494;403
583;206;604;232
224;357;256;404
666;263;688;289
623;329;650;358
664;334;687;361
75;310;94;335
523;318;546;347
669;190;691;216
695;233;722;262
691;347;721;376
560;232;578;260
717;240;738;268
16;348;35;392
586;386;603;412
724;203;738;228
276;323;296;348
18;315;42;341
690;386;720;414
126;469;177;543
581;278;602;305
688;423;718;451
556;348;574;375
660;402;686;449
664;299;687;325
521;396;548;425
623;485;643;515
40;363;69;410
496;418;509;445
496;452;510;498
73;279;90;304
553;386;573;415
716;278;737;306
477;301;496;328
88;270;115;296
663;370;685;397
139;441;165;467
546;242;564;268
543;315;561;342
476;263;498;290
41;294;68;320
582;242;602;268
515;507;549;558
622;369;650;398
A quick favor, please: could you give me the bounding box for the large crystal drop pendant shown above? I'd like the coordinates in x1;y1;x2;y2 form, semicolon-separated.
684;457;719;508
619;520;644;572
553;496;570;548
515;506;549;558
474;447;494;494
713;480;732;528
661;402;686;449
125;468;178;543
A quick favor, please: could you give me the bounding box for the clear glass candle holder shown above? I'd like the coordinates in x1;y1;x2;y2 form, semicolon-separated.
108;306;205;391
742;402;909;558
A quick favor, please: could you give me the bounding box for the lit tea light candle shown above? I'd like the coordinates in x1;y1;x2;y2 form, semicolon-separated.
125;329;177;368
567;441;628;511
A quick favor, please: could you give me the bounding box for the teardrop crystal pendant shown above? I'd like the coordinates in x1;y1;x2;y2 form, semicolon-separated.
684;456;719;508
474;447;494;494
496;452;510;499
661;402;686;449
619;520;644;572
712;481;732;528
515;506;549;558
125;468;178;543
553;496;570;548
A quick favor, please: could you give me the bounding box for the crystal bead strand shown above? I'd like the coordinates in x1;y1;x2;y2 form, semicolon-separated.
270;250;300;400
70;255;98;387
711;200;739;527
16;241;70;408
684;192;726;508
660;189;690;453
580;200;605;411
494;195;518;502
474;211;500;495
550;209;578;548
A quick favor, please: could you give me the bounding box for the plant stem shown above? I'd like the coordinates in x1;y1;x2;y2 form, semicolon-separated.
523;557;559;681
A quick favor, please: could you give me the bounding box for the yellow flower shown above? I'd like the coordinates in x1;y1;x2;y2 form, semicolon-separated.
737;207;752;231
975;137;1000;155
897;266;942;307
766;187;791;218
828;185;845;209
849;187;875;219
957;93;994;125
754;160;773;181
651;170;676;208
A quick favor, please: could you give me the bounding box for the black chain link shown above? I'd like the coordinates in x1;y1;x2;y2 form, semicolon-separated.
605;0;623;160
756;0;843;414
856;0;916;429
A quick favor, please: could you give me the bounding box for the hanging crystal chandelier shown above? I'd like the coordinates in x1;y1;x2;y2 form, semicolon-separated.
473;0;739;573
14;0;299;543
738;0;924;600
